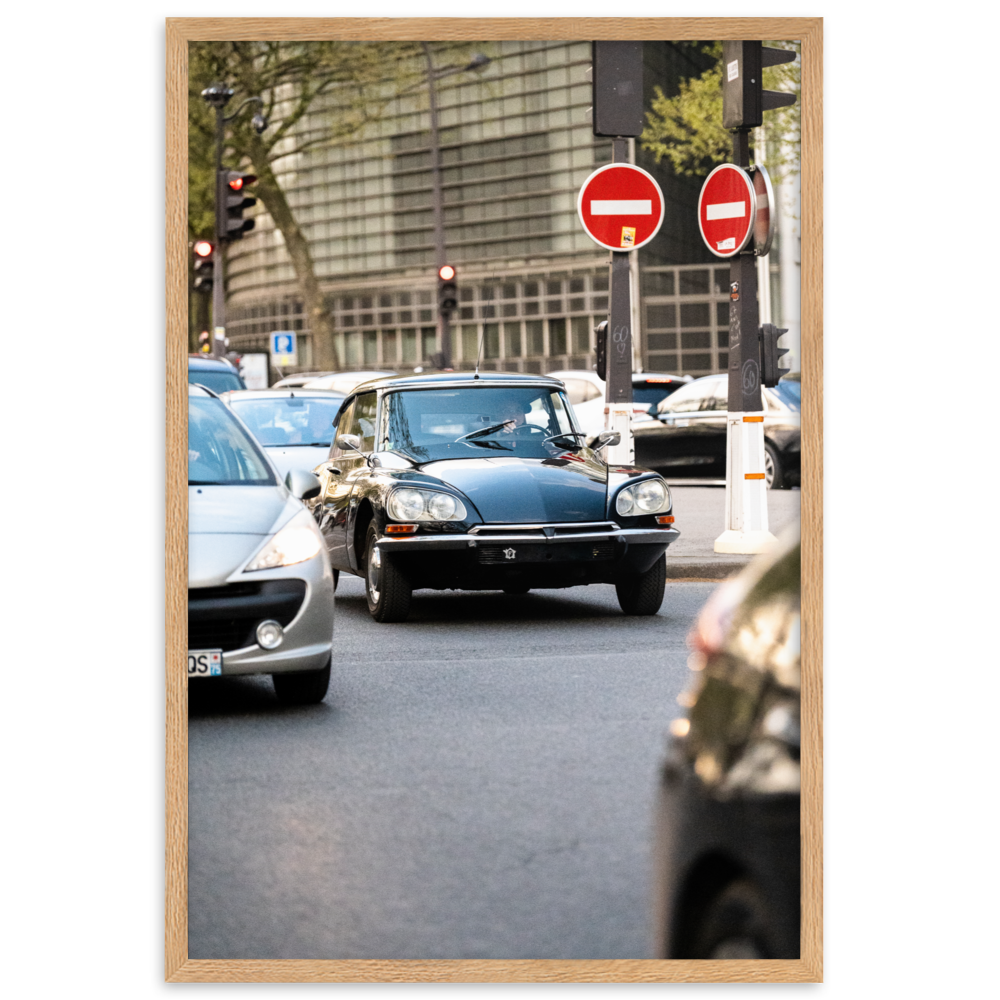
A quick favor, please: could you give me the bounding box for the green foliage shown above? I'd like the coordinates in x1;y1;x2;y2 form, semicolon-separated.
641;41;800;179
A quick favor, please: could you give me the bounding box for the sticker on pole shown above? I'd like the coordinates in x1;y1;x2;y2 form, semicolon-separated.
697;163;757;258
577;163;665;252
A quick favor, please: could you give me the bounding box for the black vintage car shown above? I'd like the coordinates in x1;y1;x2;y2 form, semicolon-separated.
634;373;801;489
306;372;680;622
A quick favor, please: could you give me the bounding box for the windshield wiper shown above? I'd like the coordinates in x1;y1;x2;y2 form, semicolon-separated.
456;421;512;441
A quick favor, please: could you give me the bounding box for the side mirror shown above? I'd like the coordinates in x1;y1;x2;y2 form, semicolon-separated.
336;433;362;453
285;468;321;500
592;430;621;451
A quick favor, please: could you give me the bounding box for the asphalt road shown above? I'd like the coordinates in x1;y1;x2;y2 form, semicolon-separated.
188;575;718;960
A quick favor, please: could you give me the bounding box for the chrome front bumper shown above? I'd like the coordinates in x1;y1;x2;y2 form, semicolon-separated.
376;524;680;551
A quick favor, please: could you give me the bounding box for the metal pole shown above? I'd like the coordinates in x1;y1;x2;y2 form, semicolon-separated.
422;43;452;369
715;129;774;554
212;104;226;359
604;137;634;465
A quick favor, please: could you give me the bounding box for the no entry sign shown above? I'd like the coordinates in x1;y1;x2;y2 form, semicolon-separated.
577;163;665;252
697;163;757;258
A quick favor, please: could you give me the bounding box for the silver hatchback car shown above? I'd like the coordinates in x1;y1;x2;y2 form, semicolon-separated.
187;383;335;705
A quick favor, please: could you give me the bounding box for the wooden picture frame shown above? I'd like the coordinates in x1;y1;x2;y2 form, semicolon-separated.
166;16;822;983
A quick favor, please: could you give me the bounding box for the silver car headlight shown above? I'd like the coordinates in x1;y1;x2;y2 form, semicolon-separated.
244;509;323;571
387;487;467;522
615;478;670;516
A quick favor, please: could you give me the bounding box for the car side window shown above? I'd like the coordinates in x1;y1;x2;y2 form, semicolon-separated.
704;379;730;411
329;399;356;459
350;392;378;453
562;379;589;405
661;381;710;414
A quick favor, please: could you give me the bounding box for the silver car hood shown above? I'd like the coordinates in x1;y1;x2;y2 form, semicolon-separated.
188;485;301;587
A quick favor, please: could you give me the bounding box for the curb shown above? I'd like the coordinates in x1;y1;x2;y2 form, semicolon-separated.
665;558;750;580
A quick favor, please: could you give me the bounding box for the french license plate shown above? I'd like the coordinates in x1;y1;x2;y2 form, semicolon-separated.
188;650;223;677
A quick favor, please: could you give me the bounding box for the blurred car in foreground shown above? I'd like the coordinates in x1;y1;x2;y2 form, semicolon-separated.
306;371;680;622
301;370;397;394
188;354;247;394
634;373;800;489
548;369;693;438
653;526;801;958
221;389;346;480
187;383;335;705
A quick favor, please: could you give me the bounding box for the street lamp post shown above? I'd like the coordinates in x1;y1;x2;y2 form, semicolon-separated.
420;46;489;369
201;83;268;359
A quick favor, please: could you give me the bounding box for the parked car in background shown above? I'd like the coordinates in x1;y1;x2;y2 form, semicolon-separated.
220;389;346;480
187;383;335;705
301;370;398;394
305;371;680;622
273;371;336;389
634;373;801;489
548;369;693;439
653;526;801;958
188;354;247;394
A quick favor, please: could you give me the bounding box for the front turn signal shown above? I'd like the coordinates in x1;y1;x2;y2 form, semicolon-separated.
656;515;675;525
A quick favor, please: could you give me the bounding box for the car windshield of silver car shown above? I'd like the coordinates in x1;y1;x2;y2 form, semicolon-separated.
188;396;277;486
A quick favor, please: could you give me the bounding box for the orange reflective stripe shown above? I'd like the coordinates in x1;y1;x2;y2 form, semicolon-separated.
745;473;765;480
742;415;764;422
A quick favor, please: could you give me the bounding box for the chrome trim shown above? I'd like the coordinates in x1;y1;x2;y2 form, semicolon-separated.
376;527;680;550
469;521;618;535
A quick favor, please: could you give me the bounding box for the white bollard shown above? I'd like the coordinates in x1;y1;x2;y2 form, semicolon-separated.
714;412;777;554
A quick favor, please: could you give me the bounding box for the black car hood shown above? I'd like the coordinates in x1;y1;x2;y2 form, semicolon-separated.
421;454;607;523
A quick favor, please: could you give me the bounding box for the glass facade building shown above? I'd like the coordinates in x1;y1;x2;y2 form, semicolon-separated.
224;41;738;378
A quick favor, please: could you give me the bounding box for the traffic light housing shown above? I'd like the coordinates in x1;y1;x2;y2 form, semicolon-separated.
591;41;644;138
759;323;790;387
217;169;257;242
438;264;458;316
594;320;608;381
191;239;214;294
722;41;796;130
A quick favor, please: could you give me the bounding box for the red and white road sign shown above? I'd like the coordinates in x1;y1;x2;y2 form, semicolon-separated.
697;163;757;258
577;163;665;252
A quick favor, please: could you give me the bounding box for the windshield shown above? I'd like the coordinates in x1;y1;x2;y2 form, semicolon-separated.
382;386;579;462
188;368;245;393
188;396;276;485
230;395;345;447
769;378;801;411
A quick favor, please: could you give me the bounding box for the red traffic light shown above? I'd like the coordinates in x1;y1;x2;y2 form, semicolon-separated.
228;173;257;191
438;264;456;281
193;240;214;258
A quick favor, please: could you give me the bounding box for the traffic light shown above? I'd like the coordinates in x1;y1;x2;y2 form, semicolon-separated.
722;41;796;130
594;320;608;381
591;41;644;138
759;323;790;387
191;239;214;294
438;264;457;316
217;169;258;242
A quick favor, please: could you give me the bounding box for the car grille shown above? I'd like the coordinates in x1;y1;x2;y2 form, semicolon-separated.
470;521;618;539
478;541;615;565
188;580;307;652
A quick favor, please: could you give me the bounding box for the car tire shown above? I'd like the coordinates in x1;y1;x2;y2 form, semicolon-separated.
503;584;530;595
615;553;666;615
271;657;331;707
764;442;786;490
364;521;412;623
690;879;777;959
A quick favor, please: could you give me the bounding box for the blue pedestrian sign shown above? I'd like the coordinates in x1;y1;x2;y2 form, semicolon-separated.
269;330;297;367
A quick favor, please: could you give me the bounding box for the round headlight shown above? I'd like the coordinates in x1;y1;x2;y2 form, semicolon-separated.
256;620;284;650
389;488;425;521
635;479;668;512
616;490;635;516
427;492;457;520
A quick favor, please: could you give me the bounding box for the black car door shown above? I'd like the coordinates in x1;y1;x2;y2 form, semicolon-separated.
686;376;729;475
635;379;716;475
314;397;358;570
